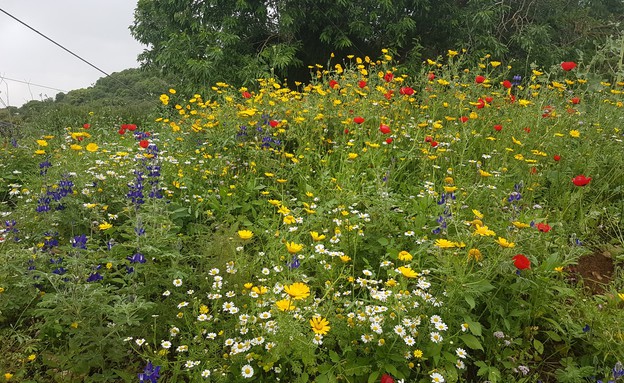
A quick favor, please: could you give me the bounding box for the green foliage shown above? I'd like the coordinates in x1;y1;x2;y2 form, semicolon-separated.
130;0;624;93
2;51;624;382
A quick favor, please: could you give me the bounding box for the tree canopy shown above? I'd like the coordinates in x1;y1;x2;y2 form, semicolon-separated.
130;0;624;92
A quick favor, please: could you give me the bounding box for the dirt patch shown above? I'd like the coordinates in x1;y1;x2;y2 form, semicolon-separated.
568;251;615;294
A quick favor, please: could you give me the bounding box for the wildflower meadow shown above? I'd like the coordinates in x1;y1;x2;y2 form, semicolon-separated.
1;51;624;383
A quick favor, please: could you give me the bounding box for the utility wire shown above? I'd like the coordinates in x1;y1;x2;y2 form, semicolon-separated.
0;76;67;92
0;7;111;77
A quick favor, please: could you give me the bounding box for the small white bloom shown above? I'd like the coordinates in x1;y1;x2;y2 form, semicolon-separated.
241;364;254;378
430;372;445;382
430;332;443;343
456;347;468;359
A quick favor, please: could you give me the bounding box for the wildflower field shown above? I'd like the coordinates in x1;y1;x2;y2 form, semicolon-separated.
1;51;624;383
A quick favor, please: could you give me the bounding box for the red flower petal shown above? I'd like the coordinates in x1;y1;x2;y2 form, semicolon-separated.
572;175;591;186
512;254;531;270
399;86;414;96
379;124;391;134
561;61;577;71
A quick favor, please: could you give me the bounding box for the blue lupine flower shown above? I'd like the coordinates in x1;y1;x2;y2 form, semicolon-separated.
71;234;88;249
86;272;103;282
127;170;145;207
613;361;623;378
37;196;51;213
135;226;146;236
127;253;146;264
508;191;522;202
39;160;52;176
138;361;161;383
288;255;300;269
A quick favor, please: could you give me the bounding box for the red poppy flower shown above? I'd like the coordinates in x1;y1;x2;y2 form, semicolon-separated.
384;90;394;100
385;137;393;144
475;75;486;84
513;254;531;270
476;99;485;109
494;124;503;132
460;116;469;123
430;141;438;147
127;124;137;131
329;80;339;89
553;154;561;161
353;116;365;124
381;374;395;383
344;129;349;134
399;86;414;96
530;166;537;175
242;91;251;99
536;223;551;233
269;120;279;128
425;136;433;142
572;175;591;186
379;124;391;134
358;80;367;89
118;128;126;135
502;80;512;89
570;97;580;104
139;140;150;149
561;61;577;71
524;127;531;133
83;123;90;129
427;72;435;81
542;106;554;118
485;96;494;103
384;72;394;82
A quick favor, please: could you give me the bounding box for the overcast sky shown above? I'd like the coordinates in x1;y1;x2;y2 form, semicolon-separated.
0;1;145;107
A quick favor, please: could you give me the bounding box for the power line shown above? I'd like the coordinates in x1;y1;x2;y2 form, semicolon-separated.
0;7;111;78
0;76;67;92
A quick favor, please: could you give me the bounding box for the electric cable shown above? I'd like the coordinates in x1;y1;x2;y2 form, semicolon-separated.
0;7;111;77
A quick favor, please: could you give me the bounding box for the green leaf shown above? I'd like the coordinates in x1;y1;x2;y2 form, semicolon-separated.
488;367;502;383
460;334;484;351
329;350;340;363
384;363;399;377
368;371;380;383
533;339;544;354
464;295;475;309
545;330;562;342
463;317;482;336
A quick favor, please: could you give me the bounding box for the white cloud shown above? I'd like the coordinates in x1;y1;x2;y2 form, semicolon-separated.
0;0;145;106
